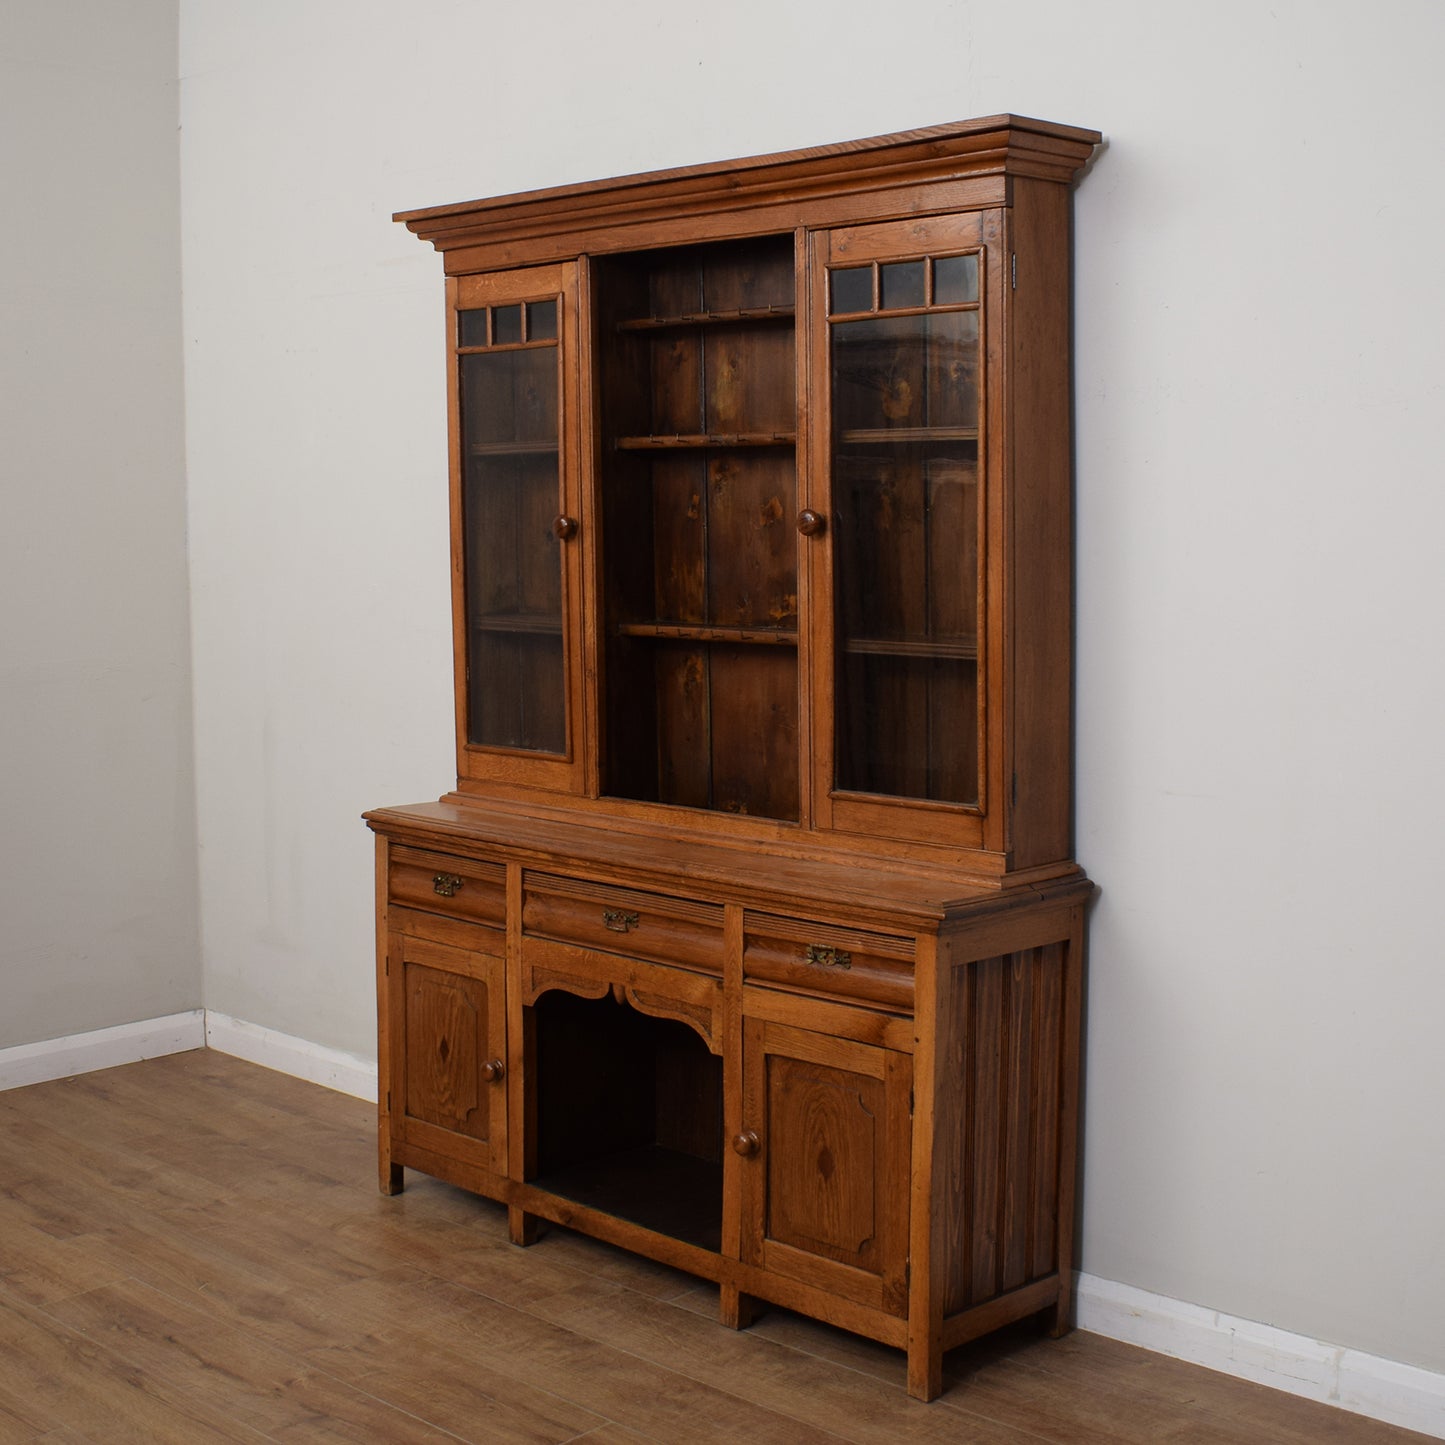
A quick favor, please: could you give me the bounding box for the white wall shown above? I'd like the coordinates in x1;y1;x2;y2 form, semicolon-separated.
178;0;1445;1378
0;0;198;1049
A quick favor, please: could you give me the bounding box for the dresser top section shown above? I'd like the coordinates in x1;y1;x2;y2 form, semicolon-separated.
365;799;1090;935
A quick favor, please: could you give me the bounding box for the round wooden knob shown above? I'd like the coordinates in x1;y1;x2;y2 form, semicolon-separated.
731;1130;760;1158
796;509;826;537
481;1059;505;1083
552;514;579;541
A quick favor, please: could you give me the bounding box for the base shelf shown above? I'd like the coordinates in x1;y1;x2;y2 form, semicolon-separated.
532;1147;723;1253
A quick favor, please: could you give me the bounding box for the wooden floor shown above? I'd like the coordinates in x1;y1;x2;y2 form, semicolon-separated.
0;1052;1425;1443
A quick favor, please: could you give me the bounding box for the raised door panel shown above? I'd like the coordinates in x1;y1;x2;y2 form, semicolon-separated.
450;262;588;794
390;930;507;1174
740;1017;910;1315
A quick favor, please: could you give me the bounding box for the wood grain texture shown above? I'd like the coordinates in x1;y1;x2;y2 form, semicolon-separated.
0;1053;1428;1444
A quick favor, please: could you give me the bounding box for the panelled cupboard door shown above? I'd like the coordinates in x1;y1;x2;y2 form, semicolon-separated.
450;262;588;793
389;931;508;1174
739;1017;911;1315
806;213;999;851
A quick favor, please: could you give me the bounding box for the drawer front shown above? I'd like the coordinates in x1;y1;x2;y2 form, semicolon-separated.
743;913;915;1012
522;872;723;974
389;846;506;930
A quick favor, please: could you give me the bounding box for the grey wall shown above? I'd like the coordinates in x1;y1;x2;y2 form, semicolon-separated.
0;0;199;1047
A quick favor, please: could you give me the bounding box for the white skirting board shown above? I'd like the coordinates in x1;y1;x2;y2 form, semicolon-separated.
201;1010;377;1102
1076;1274;1445;1437
0;1010;206;1090
0;1015;1439;1437
0;1009;377;1102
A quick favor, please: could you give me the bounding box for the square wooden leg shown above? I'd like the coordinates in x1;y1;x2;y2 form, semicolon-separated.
508;1204;540;1246
719;1284;760;1330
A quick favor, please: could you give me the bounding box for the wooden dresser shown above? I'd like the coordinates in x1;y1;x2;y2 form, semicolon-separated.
367;114;1098;1399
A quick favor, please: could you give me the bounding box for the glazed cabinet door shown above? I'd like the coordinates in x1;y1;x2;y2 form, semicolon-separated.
738;1017;911;1315
450;262;587;792
388;929;508;1174
806;212;998;850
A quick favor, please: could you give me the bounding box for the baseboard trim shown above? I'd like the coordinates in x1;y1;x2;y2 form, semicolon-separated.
0;1010;206;1091
1077;1273;1445;1439
203;1010;378;1102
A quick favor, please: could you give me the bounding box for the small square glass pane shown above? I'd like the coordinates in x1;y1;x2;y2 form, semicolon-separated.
527;299;558;341
879;261;926;310
492;304;523;345
458;309;488;347
933;254;979;305
830;266;873;315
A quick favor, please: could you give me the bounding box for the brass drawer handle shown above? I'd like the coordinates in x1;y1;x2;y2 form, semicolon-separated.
805;944;852;970
432;873;465;898
603;908;640;933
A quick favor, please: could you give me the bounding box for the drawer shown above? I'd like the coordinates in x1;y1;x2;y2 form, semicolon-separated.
522;872;723;974
389;846;506;930
743;912;915;1012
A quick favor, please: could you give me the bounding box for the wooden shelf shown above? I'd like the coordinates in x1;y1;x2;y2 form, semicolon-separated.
618;622;798;646
615;433;796;450
472;613;563;636
532;1147;723;1253
838;427;978;445
843;635;978;660
468;440;558;457
616;305;795;332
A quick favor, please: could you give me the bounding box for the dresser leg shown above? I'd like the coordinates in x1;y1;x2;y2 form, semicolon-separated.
508;1205;540;1246
907;1333;943;1402
380;1159;404;1195
719;1284;759;1329
1047;1274;1076;1338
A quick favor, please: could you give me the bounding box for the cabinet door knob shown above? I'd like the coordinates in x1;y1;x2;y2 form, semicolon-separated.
481;1059;505;1083
796;509;826;537
552;514;579;541
731;1130;760;1158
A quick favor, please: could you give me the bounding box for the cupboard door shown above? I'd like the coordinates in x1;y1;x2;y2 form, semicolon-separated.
451;262;587;792
389;930;507;1174
807;214;995;850
739;1017;911;1315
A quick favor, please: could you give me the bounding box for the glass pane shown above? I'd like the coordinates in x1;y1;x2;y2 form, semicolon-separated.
527;298;558;340
492;303;523;344
829;265;873;315
831;316;927;433
457;308;488;347
932;253;979;305
926;310;980;431
879;260;926;310
459;345;566;754
830;308;980;805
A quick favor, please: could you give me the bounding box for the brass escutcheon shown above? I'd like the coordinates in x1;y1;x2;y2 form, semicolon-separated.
432;873;465;898
602;908;640;933
805;944;852;970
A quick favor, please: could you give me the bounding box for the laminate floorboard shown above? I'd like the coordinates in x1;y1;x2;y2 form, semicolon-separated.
0;1053;1429;1443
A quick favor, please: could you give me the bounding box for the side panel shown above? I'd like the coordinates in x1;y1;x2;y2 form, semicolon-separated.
934;907;1084;1318
1003;178;1076;868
